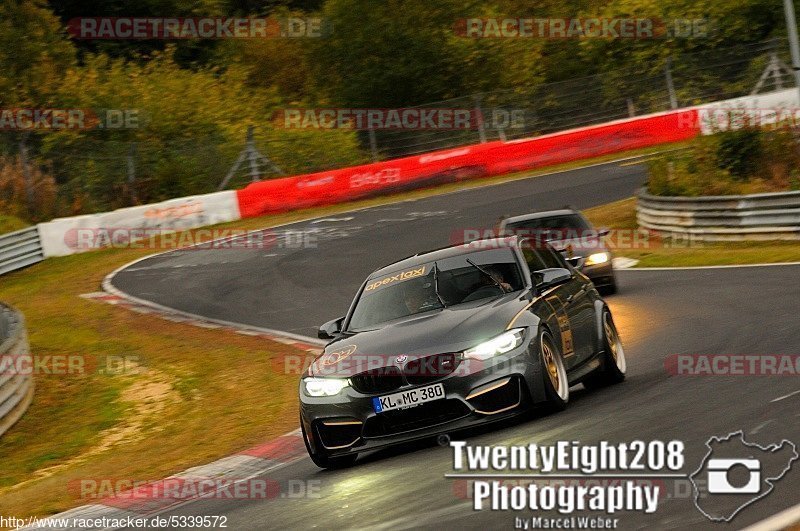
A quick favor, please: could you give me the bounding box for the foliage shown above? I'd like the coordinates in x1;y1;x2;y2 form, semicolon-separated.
0;0;75;108
0;156;59;221
647;126;800;196
35;49;367;212
1;0;798;218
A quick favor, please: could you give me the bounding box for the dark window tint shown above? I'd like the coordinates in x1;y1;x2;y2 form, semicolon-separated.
505;214;590;241
521;239;568;271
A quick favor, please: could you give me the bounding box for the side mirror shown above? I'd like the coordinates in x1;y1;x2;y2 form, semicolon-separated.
533;268;572;290
318;317;344;340
598;228;610;237
565;256;581;268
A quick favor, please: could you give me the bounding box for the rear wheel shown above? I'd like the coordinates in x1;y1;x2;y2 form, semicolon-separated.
539;331;569;411
583;310;626;389
301;420;358;469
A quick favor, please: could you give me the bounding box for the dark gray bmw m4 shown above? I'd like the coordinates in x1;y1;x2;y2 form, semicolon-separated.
299;236;626;468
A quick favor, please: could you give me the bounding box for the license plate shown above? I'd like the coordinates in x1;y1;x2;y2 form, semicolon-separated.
372;383;445;413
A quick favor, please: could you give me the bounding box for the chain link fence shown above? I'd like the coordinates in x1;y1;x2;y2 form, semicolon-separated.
0;38;795;220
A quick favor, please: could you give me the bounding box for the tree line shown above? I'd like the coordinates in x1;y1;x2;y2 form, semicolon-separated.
0;0;791;221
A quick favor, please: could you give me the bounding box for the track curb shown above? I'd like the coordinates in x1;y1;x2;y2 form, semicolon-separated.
21;431;308;530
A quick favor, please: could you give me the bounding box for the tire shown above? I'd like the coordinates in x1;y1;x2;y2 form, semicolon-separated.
583;309;626;390
539;331;569;411
598;275;618;295
301;420;358;469
603;277;617;295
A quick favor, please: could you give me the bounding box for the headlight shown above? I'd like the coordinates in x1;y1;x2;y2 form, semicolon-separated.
463;328;525;361
585;252;610;266
303;377;349;397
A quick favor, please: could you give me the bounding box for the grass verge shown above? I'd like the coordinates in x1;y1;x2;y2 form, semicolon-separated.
583;198;800;267
0;246;308;519
0;214;30;235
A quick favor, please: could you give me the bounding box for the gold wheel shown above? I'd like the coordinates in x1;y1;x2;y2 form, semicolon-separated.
542;340;560;392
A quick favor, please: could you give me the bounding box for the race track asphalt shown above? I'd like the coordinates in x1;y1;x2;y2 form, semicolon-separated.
110;159;800;530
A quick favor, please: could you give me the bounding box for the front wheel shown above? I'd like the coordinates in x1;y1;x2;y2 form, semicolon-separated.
301;420;358;469
601;278;617;295
539;331;569;411
583;310;626;389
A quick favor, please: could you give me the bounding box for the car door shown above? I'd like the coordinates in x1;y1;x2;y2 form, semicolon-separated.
539;245;595;365
520;241;579;368
522;241;594;367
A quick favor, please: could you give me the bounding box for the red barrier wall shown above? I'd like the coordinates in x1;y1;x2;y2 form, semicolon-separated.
236;109;699;218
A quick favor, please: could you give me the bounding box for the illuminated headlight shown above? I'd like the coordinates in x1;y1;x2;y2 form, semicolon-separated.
585;252;610;266
303;377;349;397
463;328;525;361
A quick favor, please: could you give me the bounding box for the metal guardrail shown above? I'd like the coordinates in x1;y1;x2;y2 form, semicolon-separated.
0;303;33;438
637;189;800;241
0;226;44;276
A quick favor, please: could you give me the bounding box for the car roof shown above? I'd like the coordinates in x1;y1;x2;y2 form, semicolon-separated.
369;236;520;278
502;209;583;225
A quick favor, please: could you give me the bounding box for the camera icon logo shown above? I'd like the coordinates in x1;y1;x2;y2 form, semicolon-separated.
707;458;760;494
690;431;798;522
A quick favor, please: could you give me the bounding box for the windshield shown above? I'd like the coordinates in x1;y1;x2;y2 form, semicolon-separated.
504;214;590;241
347;248;523;331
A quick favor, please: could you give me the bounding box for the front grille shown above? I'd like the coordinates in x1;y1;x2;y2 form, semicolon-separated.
363;399;470;437
350;366;403;394
404;353;460;385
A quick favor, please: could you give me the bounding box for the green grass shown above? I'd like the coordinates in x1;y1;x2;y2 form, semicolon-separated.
583;197;800;267
0;248;307;519
0;214;29;235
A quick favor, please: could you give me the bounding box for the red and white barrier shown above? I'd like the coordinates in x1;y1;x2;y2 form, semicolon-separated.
236;108;700;218
39;191;240;257
40;88;800;257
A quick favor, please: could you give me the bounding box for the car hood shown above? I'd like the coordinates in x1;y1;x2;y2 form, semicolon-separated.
307;293;532;378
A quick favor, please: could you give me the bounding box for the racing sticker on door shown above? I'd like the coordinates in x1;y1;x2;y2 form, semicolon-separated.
545;296;574;356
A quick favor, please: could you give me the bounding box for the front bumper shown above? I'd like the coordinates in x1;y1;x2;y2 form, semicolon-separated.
299;339;543;457
580;260;615;286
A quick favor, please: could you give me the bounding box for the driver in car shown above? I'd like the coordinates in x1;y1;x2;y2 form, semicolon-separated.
401;279;439;314
480;266;513;293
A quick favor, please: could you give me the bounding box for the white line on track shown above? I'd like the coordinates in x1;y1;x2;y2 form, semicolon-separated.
102;255;326;346
359;502;474;531
771;389;800;403
618;261;800;271
742;501;800;531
